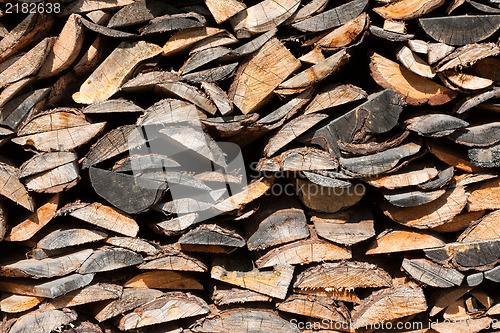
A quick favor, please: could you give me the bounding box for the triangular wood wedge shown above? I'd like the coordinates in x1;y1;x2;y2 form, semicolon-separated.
277;294;350;322
0;294;44;313
405;114;468;137
212;286;272;305
304;83;367;114
458;209;500;242
370;52;457;105
402;258;464;287
78;248;143;274
124;271;204;290
36;228;107;250
294;261;392;290
7;309;76;333
46;283;122;309
205;0;246;24
257;147;338;172
374;0;445;20
467;177;500;211
0;162;34;211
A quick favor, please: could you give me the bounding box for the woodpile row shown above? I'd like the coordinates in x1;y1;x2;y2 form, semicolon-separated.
0;0;500;332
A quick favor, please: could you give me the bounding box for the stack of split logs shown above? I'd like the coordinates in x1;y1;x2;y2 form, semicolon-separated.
1;0;500;332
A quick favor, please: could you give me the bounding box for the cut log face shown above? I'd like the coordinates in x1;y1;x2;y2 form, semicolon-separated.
212;286;272;305
370;52;457;105
92;287;164;322
7;309;76;333
419;15;500;45
466;177;500;211
162;27;226;56
230;38;300;114
37;228;107;250
78;248;143;274
449;122;500;147
304;83;367;114
314;13;368;49
405;114;468;137
374;0;445;20
211;264;294;299
402;258;464;287
19;152;77;178
294;261;392;290
179;224;245;253
138;246;206;272
428;140;484;172
255;238;352;268
257;147;338;171
105;237;159;256
118;292;209;330
47;283;122;309
0;294;44;313
312;208;375;245
25;161;80;193
124;271;204;290
192;309;301;333
83;99;144;114
205;0;246;24
468;143;500;168
458;209;500;242
277;294;350;322
396;45;435;78
0;249;93;279
230;0;300;38
432;210;485;233
382;186;468;229
295;287;361;304
60;202;139;237
366;229;445;254
107;0;175;28
73;41;162;104
0;162;34;211
351;285;427;328
292;0;368;32
367;163;439;189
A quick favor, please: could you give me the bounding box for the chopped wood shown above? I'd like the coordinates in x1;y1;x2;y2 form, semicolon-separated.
304;83;367;114
257;147;338;171
107;0;174;28
396;45;435;78
277;294;350;322
374;0;445;20
211;264;294;299
367;164;439;189
104;236;159;256
78;248;143;274
124;271;204;290
229;37;300;114
179;224;245;253
138;246;206;271
458;209;500;242
428;140;485;172
402;258;464;287
0;294;44;313
467;177;500;211
46;283;122;309
405;114;468;137
432;210;485;233
205;0;246;24
36;228;107;250
314;13;368;49
0;162;34;211
366;229;445;254
370;52;457;105
436;43;500;72
212;286;271;305
83;99;144;114
7;309;76;333
162;27;226;56
294;261;392;290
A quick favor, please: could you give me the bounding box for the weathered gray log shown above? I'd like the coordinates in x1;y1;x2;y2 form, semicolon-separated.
402;258;464;287
78;248;143;274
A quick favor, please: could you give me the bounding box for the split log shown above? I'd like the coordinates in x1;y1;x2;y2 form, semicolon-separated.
370;52;457;105
156;82;218;115
468;143;500;168
1;87;51;131
303;83;367;114
46;283;122;309
366;229;445;254
0;294;44;313
78;248;143;274
205;0;246;24
107;0;175;28
212;286;272;305
374;0;445;20
425;239;500;271
257;147;338;172
381;185;468;229
211;264;294;299
402;258;464;287
0;162;34;211
366;163;439;189
83;99;144;114
6;194;59;242
382;188;447;207
36;228;107;250
0;249;93;278
62;0;134;14
432;210;485;233
0;273;94;298
404;114;468;137
449;122;500;147
277;294;349;322
138;246;206;271
91;287;164;322
162;27;226;56
428;140;484;172
311;207;375;245
429;287;472;316
104;237;159;256
351;284;427;328
124;271;204;290
118;292;209;331
294;261;392;290
467;177;500;211
396;46;435;78
229;38;300;114
419;15;500;45
24;161;79;193
312;13;368;49
179;224;245;253
294;287;361;304
458;209;500;242
193;309;300;333
7;309;76;333
73;41;162;104
58;202;139;237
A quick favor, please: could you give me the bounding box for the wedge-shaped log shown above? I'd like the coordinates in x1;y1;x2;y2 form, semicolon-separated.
425;240;500;271
314;13;368;49
276;49;350;95
458;210;500;242
467;177;500;211
366;229;445;254
8;309;76;333
370;52;456;105
367;164;439;189
6;194;59;242
230;0;300;38
419;15;500;45
0;249;92;279
383;188;446;207
307;89;403;156
402;258;464;287
47;283;122;309
405;114;468;137
312;208;375;245
469;143;500;168
124;271;204;290
277;294;350;322
89;167;165;214
205;0;246;24
449;122;500;147
0;162;33;211
432;210;484;233
192;309;300;333
382;186;467;229
0;87;50;131
62;0;134;14
38;14;84;78
59;202;139;237
374;0;445;20
37;228;107;250
292;0;368;32
83;99;144;114
107;0;175;28
162;27;226;56
179;224;245;253
229;38;300;114
105;237;159;256
118;292;209;330
213;286;272;305
0;294;44;313
304;83;367;114
156;82;218;115
24;161;79;193
428;140;484;172
257;147;338;171
256;238;351;268
19;152;77;178
92;287;164;322
78;248;143;274
73;41;162;104
138;246;206;271
211;264;294;299
0;273;94;298
351;285;427;328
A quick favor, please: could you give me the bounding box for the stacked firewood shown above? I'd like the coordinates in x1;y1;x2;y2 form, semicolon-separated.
0;0;500;332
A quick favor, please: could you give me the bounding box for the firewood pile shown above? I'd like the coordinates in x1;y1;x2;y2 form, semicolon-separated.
1;0;500;332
